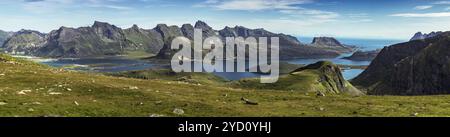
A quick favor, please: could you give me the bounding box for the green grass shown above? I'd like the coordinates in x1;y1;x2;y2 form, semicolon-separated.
1;54;450;117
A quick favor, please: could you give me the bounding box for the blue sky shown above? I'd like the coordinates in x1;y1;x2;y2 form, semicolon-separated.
1;0;450;40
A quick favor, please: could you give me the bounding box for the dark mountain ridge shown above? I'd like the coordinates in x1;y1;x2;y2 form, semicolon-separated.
3;20;352;59
352;32;450;95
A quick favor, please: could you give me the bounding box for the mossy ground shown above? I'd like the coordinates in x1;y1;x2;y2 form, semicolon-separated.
1;54;450;117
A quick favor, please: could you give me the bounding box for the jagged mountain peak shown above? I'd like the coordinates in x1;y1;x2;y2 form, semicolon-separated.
92;21;115;28
410;31;443;41
14;29;45;36
194;20;212;29
131;24;140;30
311;37;343;47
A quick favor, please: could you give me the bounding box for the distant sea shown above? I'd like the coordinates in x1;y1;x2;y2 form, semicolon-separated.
297;37;406;51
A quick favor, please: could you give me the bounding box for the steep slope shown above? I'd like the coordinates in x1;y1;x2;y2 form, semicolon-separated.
0;30;13;46
153;24;185;59
236;61;363;95
123;24;164;54
352;32;450;95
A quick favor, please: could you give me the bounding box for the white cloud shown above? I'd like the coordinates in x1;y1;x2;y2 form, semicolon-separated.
432;1;450;5
414;5;432;10
195;0;339;25
390;12;450;17
195;0;313;11
280;8;339;20
88;4;132;10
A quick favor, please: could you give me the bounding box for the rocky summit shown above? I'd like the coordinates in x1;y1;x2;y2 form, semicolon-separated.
310;37;354;53
2;21;355;59
352;32;450;95
410;31;443;41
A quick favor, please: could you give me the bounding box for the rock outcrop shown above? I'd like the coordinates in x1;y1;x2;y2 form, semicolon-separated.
352;32;450;95
343;49;381;61
410;31;443;41
310;37;354;53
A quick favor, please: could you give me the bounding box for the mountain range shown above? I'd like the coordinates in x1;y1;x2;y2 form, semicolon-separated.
0;21;354;59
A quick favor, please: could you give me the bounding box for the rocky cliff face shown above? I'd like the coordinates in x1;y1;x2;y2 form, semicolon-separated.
292;61;362;95
343;49;381;61
410;31;443;41
35;22;128;57
352;32;450;95
2;29;46;55
311;37;343;47
123;24;164;54
0;30;13;46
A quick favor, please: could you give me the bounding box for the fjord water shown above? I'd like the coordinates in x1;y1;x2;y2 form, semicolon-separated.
35;37;405;80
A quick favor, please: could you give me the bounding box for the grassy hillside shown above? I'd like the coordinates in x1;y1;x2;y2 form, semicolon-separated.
1;54;450;117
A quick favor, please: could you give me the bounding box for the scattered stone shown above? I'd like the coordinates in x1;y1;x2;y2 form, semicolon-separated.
411;112;419;117
66;88;72;91
0;74;5;76
28;108;34;112
149;114;165;117
173;108;185;115
319;107;325;111
48;92;62;95
17;91;27;95
32;102;42;105
74;101;79;106
22;90;32;92
129;86;139;90
316;92;326;97
0;102;7;105
155;101;162;105
241;97;258;105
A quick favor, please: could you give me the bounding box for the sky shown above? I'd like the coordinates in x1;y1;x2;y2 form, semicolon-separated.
1;0;450;40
